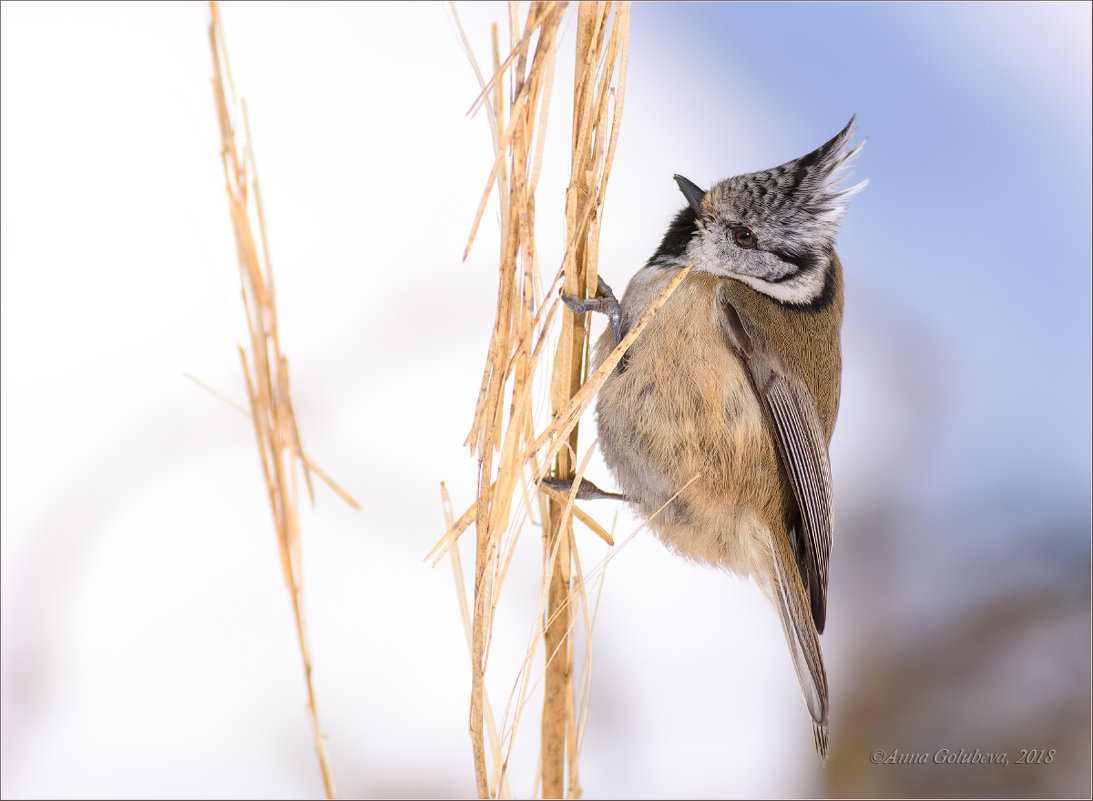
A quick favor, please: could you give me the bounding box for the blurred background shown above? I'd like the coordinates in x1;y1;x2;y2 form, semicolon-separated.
1;1;1089;798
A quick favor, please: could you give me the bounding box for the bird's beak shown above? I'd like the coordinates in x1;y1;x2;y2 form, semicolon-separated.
673;174;706;215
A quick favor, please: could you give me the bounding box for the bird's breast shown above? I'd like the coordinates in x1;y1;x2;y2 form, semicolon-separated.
593;269;786;572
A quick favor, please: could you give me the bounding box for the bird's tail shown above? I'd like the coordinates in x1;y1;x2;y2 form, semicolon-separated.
768;528;830;762
812;721;829;763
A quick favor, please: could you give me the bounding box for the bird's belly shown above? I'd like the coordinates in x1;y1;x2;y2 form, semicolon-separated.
594;313;784;574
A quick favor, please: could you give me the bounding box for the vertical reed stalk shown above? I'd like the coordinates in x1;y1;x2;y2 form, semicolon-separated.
542;5;629;796
207;4;358;796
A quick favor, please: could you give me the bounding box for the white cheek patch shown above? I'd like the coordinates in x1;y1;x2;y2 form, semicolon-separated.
736;265;828;306
684;233;828;306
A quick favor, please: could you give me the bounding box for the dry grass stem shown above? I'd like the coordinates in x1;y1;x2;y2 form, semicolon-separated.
438;3;639;798
443;483;512;799
207;4;359;796
185;372;360;510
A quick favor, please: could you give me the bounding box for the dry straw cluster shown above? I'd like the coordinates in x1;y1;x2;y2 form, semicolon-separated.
431;3;690;798
207;4;357;798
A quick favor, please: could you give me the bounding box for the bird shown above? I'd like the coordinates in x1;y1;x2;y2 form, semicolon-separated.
553;118;866;760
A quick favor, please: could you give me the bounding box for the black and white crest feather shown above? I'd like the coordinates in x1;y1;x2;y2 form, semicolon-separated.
716;117;865;252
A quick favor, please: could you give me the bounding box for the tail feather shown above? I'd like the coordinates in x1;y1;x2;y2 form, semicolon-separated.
768;527;830;761
812;721;829;763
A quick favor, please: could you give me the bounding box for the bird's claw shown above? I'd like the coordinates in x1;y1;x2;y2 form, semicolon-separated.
541;477;628;502
559;276;623;346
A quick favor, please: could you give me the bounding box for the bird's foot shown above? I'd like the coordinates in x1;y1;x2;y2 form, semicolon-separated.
560;276;623;347
541;477;628;502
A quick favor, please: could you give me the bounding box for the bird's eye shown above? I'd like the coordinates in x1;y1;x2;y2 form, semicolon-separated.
733;227;758;249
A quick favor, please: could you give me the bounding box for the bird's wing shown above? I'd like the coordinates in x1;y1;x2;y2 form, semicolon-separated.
716;289;834;632
718;288;833;750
